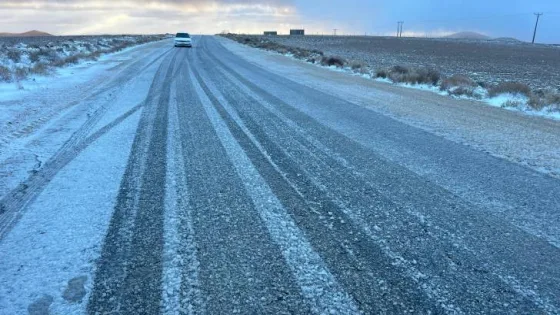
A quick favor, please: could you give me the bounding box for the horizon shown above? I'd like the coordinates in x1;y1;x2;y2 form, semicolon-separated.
1;1;559;44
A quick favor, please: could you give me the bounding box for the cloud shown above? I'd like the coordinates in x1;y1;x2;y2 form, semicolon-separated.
0;0;300;34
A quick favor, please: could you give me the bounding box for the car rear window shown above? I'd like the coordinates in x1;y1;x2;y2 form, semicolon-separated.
176;33;190;38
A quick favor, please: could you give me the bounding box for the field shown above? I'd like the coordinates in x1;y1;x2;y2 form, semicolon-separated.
245;35;560;91
223;34;560;113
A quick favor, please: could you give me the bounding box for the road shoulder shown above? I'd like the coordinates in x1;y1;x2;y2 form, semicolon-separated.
216;36;560;179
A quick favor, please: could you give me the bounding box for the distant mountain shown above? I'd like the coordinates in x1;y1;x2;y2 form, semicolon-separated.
0;30;53;37
444;31;490;40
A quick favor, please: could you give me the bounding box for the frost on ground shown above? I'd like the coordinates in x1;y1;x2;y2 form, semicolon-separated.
217;35;560;180
0;34;165;84
222;34;560;120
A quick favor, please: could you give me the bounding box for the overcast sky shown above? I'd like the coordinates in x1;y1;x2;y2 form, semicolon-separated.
1;0;559;43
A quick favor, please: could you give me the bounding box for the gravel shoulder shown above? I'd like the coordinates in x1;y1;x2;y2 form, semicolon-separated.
217;36;560;179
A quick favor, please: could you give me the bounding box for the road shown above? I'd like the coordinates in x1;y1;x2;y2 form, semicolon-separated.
1;36;560;314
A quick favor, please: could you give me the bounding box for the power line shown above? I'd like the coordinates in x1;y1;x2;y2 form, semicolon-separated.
333;28;338;36
532;13;543;44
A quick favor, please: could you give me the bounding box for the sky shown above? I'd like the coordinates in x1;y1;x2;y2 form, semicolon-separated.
0;0;559;43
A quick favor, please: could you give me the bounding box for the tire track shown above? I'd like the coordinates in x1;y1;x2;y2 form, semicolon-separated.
0;48;173;240
87;49;179;314
198;36;560;313
173;46;314;314
186;48;359;315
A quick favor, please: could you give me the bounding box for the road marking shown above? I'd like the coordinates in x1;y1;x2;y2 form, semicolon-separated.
189;67;360;314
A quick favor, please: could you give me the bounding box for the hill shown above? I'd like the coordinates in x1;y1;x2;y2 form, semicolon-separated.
444;31;490;40
0;30;53;37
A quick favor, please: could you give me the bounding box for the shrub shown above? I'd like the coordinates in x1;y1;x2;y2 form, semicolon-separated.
321;56;346;67
440;74;477;91
439;74;479;97
52;54;83;67
290;47;313;59
384;66;440;85
7;50;21;63
87;51;102;60
391;65;409;74
0;65;11;82
64;54;82;65
376;69;388;79
14;67;28;81
416;68;441;85
350;61;365;70
30;63;49;75
310;49;324;56
529;88;560;110
488;81;531;98
502;100;524;108
29;51;41;63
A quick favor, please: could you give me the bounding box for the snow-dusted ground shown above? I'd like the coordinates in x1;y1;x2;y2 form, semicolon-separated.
1;35;560;314
217;36;560;178
0;39;172;314
258;35;560;91
0;35;164;84
230;37;560;121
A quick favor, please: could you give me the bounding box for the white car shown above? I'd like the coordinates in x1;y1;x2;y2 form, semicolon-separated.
174;32;192;47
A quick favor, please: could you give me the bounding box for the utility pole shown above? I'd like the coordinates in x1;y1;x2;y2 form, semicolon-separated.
397;21;404;38
532;13;543;44
333;29;338;36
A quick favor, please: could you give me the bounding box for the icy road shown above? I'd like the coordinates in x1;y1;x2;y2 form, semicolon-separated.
1;36;560;314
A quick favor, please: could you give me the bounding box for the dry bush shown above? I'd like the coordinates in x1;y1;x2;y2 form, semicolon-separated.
310;49;324;56
350;60;365;70
440;74;477;91
52;54;82;67
7;50;22;63
529;88;560;110
227;35;322;63
14;67;28;81
502;100;524;108
65;54;84;64
289;47;313;59
29;51;41;63
321;56;346;67
391;65;409;74
83;43;93;52
384;66;440;85
376;68;388;79
440;74;479;97
30;63;49;75
87;51;103;60
0;65;11;82
488;82;531;98
415;68;441;85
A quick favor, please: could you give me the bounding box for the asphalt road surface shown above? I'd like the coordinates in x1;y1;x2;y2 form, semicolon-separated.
1;36;559;314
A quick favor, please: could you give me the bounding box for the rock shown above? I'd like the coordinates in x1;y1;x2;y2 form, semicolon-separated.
62;275;88;303
28;294;53;315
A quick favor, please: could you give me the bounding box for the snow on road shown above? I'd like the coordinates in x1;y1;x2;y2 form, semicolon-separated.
0;39;172;314
0;109;141;314
1;36;559;314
